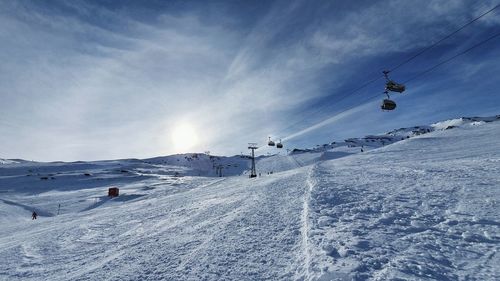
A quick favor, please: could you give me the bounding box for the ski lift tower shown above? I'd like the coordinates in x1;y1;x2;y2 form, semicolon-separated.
248;143;258;178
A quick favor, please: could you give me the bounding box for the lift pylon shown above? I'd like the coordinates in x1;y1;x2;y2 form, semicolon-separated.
248;143;258;178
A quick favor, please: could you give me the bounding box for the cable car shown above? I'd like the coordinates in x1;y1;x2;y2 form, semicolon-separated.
381;90;396;111
381;99;396;110
268;137;275;146
383;70;405;93
276;139;283;148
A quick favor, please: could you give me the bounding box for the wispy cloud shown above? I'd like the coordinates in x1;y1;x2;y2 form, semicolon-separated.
0;0;498;161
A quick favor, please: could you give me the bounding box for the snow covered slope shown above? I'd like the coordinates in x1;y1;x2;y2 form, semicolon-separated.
143;153;252;176
0;159;22;165
0;168;312;280
295;115;500;154
305;120;500;280
0;116;499;280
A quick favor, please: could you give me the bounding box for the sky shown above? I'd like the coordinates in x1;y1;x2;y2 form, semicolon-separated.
0;0;499;161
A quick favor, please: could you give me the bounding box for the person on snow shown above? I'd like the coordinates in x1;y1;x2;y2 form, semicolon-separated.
32;211;37;220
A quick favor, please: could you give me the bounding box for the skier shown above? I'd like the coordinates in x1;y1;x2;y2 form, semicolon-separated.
32;211;37;220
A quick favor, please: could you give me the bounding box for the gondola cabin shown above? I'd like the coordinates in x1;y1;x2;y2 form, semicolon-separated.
381;99;397;111
385;81;405;93
276;139;283;148
268;137;275;146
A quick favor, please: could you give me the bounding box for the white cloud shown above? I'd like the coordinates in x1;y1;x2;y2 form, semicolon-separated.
0;0;497;160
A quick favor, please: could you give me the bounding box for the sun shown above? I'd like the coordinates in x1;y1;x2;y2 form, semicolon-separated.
171;123;199;152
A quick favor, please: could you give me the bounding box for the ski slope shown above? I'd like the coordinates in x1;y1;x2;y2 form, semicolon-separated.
305;121;500;280
0;118;499;280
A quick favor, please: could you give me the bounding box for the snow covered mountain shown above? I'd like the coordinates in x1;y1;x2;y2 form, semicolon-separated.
2;115;498;176
293;115;500;154
0;159;24;165
0;115;499;280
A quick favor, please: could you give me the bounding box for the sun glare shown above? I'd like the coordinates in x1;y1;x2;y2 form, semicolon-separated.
171;123;199;152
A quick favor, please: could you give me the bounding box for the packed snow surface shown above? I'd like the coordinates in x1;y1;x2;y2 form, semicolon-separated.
0;118;499;280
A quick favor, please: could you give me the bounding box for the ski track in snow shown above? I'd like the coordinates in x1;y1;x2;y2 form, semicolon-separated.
0;167;312;280
300;164;316;280
0;119;499;280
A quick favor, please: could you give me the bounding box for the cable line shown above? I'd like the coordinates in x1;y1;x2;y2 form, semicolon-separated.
390;3;500;72
403;31;500;84
276;3;500;139
276;73;383;137
284;30;500;141
257;3;500;152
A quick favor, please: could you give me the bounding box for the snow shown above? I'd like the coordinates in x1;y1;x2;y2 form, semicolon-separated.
0;116;499;280
432;115;500;130
0;159;20;165
305;120;500;280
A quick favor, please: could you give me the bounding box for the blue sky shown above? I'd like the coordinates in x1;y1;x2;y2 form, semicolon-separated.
0;0;499;161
